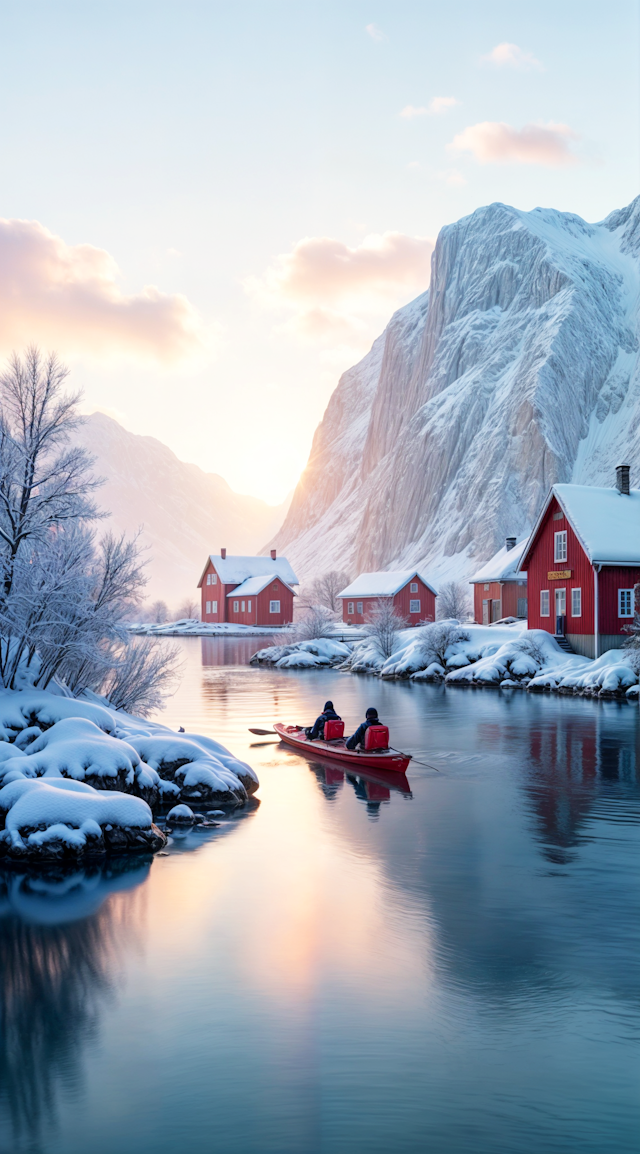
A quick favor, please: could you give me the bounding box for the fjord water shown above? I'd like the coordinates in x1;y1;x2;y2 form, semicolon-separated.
1;639;639;1154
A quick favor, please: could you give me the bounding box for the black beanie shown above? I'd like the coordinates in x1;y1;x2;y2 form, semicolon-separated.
366;707;378;719
324;701;334;711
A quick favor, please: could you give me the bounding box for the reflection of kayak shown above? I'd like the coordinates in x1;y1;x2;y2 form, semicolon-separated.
274;723;411;773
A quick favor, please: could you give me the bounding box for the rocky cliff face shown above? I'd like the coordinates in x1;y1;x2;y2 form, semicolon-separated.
77;413;289;606
270;196;640;584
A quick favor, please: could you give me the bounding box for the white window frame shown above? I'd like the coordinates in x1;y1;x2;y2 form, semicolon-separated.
554;530;567;563
269;600;280;614
571;588;581;617
206;574;211;585
247;600;251;612
205;600;211;613
211;600;217;614
211;573;217;585
409;599;420;613
540;590;550;617
241;600;245;612
347;601;354;615
356;601;363;614
484;583;490;591
233;600;239;612
618;589;633;618
410;582;418;593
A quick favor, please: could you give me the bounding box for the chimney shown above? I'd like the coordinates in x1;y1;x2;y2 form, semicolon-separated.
505;536;517;551
220;548;226;559
270;549;277;560
616;464;630;495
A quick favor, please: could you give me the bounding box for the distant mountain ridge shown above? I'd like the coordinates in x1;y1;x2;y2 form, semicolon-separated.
77;413;289;606
270;195;640;585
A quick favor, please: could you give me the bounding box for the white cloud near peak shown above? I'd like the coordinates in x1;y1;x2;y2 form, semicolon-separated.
0;218;201;361
449;121;579;166
482;42;544;71
400;96;459;118
366;23;385;41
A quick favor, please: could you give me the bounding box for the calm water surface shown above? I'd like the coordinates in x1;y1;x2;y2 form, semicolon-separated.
1;637;639;1154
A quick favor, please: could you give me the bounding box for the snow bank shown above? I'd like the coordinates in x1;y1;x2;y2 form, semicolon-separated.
0;686;260;860
129;619;291;637
250;638;352;669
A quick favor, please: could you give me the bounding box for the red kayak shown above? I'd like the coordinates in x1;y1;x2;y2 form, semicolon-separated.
274;723;411;773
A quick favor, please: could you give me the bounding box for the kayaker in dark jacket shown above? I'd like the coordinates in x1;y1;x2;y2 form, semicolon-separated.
306;701;341;741
346;707;380;750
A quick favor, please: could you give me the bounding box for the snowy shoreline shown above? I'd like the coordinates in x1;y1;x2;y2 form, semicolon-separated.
251;622;640;701
0;688;259;863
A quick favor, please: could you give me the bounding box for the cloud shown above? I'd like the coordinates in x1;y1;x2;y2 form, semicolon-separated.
400;96;460;118
246;231;434;349
482;42;544;70
247;232;434;306
0;218;201;361
366;23;385;41
448;121;579;166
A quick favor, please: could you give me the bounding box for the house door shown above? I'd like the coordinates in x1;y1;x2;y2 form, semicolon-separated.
555;588;566;635
491;599;501;622
482;599;489;625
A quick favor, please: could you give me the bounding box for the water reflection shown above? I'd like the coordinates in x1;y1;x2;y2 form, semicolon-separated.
0;858;148;1153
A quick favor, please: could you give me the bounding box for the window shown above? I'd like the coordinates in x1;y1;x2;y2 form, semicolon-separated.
484;583;490;591
410;582;418;593
347;602;354;615
211;573;217;585
409;599;420;614
540;590;550;616
269;600;280;613
553;510;564;521
554;530;567;562
241;601;245;612
211;601;217;614
272;583;278;591
619;589;633;617
206;601;211;614
206;574;211;585
247;600;251;612
233;600;239;612
571;588;581;617
356;601;363;614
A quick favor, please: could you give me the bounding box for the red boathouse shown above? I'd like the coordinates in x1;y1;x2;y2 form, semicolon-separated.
337;571;437;626
197;549;299;627
518;467;640;657
469;536;528;624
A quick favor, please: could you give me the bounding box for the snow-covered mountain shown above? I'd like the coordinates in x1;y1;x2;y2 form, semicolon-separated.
77;413;289;606
270;196;640;585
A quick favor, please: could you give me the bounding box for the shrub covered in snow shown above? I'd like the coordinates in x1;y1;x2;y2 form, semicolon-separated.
251;638;351;668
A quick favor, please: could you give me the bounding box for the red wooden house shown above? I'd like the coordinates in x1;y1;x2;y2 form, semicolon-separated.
470;536;528;624
338;571;437;626
518;468;640;657
197;549;299;627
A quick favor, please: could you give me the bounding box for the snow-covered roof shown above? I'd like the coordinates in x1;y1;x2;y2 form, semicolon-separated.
521;484;640;568
198;555;299;588
226;574;296;597
338;571;438;598
469;538;529;584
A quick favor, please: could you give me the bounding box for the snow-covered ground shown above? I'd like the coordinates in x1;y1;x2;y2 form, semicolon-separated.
128;619;291;637
251;622;640;699
0;688;258;862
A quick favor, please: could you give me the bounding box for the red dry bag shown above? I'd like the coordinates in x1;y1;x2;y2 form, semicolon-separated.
323;719;345;740
364;724;389;751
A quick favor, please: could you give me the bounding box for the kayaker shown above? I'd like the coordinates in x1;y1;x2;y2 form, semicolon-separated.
306;700;341;741
346;707;380;750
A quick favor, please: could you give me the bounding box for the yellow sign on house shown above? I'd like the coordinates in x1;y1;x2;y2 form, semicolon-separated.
547;570;572;580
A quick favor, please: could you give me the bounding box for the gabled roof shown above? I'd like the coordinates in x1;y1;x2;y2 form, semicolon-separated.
226;574;296;597
469;538;529;584
197;554;299;588
338;570;438;598
520;484;640;569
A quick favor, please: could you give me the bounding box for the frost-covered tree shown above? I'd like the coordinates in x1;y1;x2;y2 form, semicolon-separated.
176;597;199;620
0;347;177;709
99;638;182;716
419;622;470;668
149;600;169;624
364;598;407;659
307;570;352;614
437;580;471;621
295;605;335;641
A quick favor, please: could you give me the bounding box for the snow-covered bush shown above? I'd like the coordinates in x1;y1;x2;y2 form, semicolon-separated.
363;599;407;660
294;606;336;641
437;581;471;621
419;622;470;668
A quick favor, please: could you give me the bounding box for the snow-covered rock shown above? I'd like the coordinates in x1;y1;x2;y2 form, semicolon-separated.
270;196;640;587
250;637;352;668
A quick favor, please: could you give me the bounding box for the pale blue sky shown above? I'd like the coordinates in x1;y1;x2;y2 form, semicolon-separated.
0;1;637;500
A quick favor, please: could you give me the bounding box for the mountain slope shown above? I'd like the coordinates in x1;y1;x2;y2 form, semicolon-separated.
270;196;640;584
77;413;289;605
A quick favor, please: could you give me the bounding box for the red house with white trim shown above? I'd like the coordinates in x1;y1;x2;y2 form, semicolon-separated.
470;536;528;624
337;571;437;626
518;468;640;657
197;549;299;627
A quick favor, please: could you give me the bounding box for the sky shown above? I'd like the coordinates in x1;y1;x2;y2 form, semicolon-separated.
0;0;638;503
